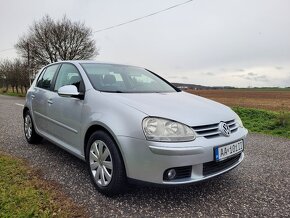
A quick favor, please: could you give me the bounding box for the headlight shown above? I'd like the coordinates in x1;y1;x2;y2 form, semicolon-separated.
142;117;196;142
235;115;244;128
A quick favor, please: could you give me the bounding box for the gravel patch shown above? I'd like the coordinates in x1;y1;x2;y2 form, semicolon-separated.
0;95;289;217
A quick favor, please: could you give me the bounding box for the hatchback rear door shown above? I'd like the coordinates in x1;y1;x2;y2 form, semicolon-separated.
31;64;60;134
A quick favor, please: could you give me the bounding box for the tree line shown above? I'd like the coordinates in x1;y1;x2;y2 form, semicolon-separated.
0;59;30;94
0;15;98;94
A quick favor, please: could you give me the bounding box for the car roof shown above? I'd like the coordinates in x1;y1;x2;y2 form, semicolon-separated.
48;60;143;69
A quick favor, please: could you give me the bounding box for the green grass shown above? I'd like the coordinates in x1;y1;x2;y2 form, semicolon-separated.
233;107;290;139
1;92;25;97
0;153;85;218
0;88;25;97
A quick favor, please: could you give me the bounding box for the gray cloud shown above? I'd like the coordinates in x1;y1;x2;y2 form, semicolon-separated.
174;66;183;70
167;75;178;79
284;75;290;87
203;72;214;76
233;72;269;82
248;72;257;76
0;0;289;87
252;75;269;82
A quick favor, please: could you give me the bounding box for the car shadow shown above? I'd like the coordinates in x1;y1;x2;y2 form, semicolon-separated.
35;138;244;216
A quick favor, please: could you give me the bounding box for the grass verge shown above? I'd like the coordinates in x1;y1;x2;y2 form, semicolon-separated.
0;89;25;97
0;152;86;217
233;107;290;139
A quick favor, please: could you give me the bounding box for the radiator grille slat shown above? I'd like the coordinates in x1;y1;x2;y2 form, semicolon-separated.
192;119;238;139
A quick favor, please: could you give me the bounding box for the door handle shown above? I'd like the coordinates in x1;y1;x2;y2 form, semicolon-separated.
31;94;35;99
47;99;53;104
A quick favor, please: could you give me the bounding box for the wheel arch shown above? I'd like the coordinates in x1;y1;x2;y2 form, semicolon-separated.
84;124;127;175
23;106;29;118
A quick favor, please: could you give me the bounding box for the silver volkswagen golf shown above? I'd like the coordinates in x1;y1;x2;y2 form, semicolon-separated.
23;61;248;195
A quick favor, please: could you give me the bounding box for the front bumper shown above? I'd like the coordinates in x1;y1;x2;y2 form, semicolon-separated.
117;127;248;184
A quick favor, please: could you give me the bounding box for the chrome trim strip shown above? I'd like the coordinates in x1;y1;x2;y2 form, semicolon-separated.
193;120;237;138
197;130;219;136
149;145;204;156
194;125;218;131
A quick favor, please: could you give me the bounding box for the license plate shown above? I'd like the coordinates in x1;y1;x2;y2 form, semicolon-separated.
215;140;244;161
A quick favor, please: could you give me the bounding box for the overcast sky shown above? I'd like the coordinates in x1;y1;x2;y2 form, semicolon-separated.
0;0;289;87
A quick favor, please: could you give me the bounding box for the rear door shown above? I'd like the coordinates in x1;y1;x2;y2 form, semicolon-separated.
46;63;85;151
31;64;60;133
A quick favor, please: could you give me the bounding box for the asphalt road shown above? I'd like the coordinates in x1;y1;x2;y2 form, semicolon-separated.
0;94;289;217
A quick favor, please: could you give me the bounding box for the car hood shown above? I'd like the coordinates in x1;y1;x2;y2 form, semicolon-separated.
102;91;236;126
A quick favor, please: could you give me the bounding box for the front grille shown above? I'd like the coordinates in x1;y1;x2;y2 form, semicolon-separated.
203;154;241;176
192;119;238;139
163;166;192;181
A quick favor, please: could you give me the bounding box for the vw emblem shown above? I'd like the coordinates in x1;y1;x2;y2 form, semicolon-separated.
218;122;231;137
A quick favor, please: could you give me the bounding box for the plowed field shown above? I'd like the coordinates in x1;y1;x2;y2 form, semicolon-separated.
187;89;290;111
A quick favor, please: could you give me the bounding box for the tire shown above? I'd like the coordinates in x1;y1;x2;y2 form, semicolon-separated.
86;130;127;196
24;111;43;144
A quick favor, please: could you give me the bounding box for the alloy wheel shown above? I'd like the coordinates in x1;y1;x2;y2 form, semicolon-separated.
89;140;113;186
24;115;32;140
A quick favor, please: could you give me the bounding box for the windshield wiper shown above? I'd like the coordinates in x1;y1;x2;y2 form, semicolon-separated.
100;90;124;93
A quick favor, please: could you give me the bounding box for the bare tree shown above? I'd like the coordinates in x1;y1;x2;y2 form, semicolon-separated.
14;59;30;93
0;59;30;93
0;59;13;92
15;15;98;67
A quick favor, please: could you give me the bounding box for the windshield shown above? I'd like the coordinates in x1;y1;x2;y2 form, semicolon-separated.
81;63;178;93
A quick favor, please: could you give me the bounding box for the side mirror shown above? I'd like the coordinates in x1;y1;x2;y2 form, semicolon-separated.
58;85;83;99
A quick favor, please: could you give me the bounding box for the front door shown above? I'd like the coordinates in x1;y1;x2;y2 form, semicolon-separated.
46;63;85;151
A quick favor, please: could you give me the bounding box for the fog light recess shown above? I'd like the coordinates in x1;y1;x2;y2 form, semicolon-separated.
167;169;176;180
163;166;192;181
